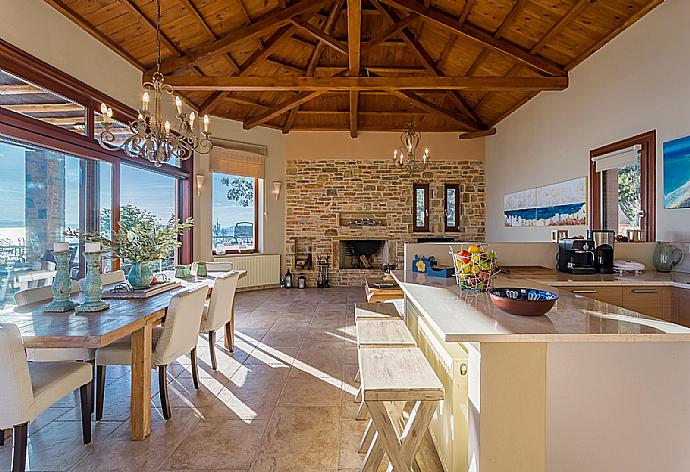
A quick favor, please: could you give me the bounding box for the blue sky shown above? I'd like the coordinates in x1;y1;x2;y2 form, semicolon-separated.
211;173;255;229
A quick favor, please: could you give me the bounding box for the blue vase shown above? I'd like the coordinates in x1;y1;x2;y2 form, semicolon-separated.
128;262;153;289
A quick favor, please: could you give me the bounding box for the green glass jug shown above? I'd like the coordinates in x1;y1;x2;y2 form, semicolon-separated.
653;242;683;272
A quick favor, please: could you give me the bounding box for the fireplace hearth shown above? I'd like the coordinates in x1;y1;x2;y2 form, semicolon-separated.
338;239;387;270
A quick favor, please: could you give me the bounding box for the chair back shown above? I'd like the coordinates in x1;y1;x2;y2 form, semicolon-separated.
205;262;234;272
0;324;34;428
14;280;80;307
152;284;209;366
201;271;240;333
100;270;126;286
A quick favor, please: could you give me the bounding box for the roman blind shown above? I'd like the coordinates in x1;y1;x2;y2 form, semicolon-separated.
210;140;267;178
591;144;641;172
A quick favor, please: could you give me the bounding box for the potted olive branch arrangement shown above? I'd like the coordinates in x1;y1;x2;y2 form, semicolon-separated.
66;214;193;289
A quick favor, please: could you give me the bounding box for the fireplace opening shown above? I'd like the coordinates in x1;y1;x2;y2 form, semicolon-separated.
338;239;386;270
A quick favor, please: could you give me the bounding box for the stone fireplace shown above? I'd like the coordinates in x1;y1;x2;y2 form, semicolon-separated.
285;159;485;287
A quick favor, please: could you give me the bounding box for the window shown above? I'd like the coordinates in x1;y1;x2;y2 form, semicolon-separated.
120;165;178;269
444;184;460;232
590;131;656;241
212;173;258;253
413;183;430;232
0;137;111;308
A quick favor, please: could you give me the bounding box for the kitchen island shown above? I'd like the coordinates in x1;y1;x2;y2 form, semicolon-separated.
392;271;690;472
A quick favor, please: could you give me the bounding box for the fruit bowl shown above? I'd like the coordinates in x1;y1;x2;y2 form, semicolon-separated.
489;287;558;316
450;244;498;291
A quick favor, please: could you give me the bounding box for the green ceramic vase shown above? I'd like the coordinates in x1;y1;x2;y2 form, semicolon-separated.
128;261;154;289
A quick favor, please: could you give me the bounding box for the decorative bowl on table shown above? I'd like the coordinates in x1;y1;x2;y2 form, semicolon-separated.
489;287;558;316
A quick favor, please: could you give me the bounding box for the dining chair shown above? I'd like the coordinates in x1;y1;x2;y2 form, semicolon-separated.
205;262;234;272
199;271;240;370
94;284;209;420
0;323;92;472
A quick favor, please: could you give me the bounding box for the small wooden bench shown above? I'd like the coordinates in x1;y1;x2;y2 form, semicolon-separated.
359;347;444;472
355;302;403;321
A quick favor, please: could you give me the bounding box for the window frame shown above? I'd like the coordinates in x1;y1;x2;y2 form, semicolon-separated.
211;173;260;254
589;130;656;241
0;38;194;264
444;183;461;232
413;183;430;233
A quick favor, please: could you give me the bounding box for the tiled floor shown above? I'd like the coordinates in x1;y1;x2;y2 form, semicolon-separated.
0;287;444;471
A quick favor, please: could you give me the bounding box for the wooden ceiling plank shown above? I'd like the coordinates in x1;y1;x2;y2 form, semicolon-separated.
0;84;46;95
465;48;490;76
199;24;295;114
244;90;326;129
389;90;470;130
165;75;568;91
565;0;663;71
291;17;349;55
266;57;306;74
284;0;345;133
362;13;418;51
475;62;522;110
348;0;362;138
530;0;592;55
43;0;145;71
377;0;566;77
2;103;85;113
153;0;329;75
495;0;529;39
436;35;456;71
118;0;182;56
459;0;476;23
458;128;496;139
488;92;537;127
371;0;482;130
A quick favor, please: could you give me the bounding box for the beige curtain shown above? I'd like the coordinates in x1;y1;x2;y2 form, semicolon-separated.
210;141;267;179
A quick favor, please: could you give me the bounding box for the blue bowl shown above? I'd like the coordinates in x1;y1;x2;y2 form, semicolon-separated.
489;287;558;316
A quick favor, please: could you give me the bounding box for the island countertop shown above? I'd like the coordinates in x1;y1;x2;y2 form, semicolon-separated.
392;271;690;343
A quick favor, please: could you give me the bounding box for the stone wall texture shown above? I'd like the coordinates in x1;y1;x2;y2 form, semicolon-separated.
285;159;485;287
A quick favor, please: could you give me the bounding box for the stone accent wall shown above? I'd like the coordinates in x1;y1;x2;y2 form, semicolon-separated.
285;159;485;287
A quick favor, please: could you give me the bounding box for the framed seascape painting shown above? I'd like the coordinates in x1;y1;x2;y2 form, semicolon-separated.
535;177;587;226
663;136;690;209
504;188;537;227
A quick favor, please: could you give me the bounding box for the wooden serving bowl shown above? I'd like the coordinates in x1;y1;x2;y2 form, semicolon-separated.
489;287;558;316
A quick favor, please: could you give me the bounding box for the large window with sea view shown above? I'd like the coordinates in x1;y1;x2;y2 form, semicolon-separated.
212;172;258;254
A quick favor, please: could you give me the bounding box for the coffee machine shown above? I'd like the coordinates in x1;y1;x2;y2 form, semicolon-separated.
557;238;596;274
588;229;615;274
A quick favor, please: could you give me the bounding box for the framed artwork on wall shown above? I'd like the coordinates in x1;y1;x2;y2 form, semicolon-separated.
663;136;690;209
504;177;587;227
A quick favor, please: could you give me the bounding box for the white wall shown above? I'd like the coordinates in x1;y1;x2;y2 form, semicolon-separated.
486;0;690;243
1;0;286;263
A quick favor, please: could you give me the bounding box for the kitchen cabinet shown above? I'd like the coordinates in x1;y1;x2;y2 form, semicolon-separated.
620;286;665;319
674;287;690;327
561;286;623;306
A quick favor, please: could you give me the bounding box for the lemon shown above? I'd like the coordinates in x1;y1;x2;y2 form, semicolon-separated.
468;245;481;254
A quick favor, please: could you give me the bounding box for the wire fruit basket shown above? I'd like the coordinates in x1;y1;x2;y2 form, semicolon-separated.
450;244;499;292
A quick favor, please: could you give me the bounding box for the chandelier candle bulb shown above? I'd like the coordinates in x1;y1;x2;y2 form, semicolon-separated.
203;114;209;133
142;92;149;112
189;111;195;127
175;96;182;114
164;121;171;133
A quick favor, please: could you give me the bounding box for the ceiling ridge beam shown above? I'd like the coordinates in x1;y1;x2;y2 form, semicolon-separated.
165;75;569;91
348;0;362;138
152;0;330;75
377;0;566;77
284;0;345;134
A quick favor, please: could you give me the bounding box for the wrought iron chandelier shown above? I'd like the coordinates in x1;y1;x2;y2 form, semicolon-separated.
97;0;212;166
393;121;430;176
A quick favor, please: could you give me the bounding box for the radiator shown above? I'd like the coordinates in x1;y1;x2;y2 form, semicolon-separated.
214;254;281;289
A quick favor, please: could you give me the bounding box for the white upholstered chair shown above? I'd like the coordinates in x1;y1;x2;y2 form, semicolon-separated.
95;284;209;420
0;323;92;472
199;271;240;370
205;261;234;272
14;279;80;307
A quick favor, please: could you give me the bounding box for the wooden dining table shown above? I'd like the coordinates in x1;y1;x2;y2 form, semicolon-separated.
5;270;246;441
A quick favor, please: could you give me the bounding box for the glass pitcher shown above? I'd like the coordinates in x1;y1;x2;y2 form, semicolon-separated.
653;242;684;272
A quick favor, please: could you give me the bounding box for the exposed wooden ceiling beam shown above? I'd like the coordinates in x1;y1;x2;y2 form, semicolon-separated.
348;0;362;138
389;90;472;130
0;85;44;95
153;0;329;75
458;128;496;139
377;0;566;77
495;0;528;39
284;0;345;133
371;0;482;130
165;75;568;92
44;0;145;71
291;17;349;55
362;13;418;51
2;103;84;113
199;24;295;114
530;0;592;54
459;0;476;23
244;91;325;129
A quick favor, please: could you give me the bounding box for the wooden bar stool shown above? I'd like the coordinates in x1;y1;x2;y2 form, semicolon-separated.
355;302;403;321
359;347;444;472
354;318;416;421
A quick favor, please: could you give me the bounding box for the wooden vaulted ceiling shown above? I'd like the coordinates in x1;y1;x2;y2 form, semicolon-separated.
44;0;662;137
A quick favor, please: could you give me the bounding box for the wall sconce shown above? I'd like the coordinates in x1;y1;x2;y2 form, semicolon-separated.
272;181;282;200
195;174;205;197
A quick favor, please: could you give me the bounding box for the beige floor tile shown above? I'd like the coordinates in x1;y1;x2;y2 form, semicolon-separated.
161;420;267;470
337;420;368;470
278;375;342;407
249;406;340;472
244;345;298;367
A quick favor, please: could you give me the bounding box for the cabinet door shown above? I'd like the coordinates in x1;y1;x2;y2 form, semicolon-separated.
563;286;623;306
621;286;663;318
674;288;690;327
